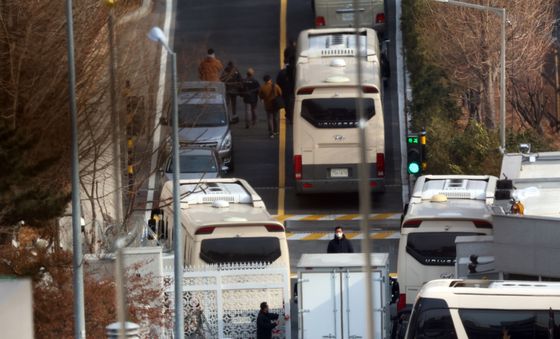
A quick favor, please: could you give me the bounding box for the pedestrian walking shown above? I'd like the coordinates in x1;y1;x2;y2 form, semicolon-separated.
327;226;355;253
258;75;282;138
198;48;224;81
256;302;288;339
275;62;295;124
242;68;260;128
221;61;243;123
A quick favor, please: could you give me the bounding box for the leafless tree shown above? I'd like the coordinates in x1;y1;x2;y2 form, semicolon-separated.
421;0;555;129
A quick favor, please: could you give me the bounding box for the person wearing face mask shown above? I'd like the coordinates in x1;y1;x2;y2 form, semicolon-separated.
327;226;354;253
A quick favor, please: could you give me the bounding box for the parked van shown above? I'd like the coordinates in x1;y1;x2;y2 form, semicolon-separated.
396;175;498;309
293;27;385;193
405;279;560;339
151;178;289;270
312;0;386;33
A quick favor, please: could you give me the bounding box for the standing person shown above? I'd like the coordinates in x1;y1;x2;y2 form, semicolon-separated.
327;226;355;253
198;48;223;81
256;302;287;339
283;39;296;66
258;75;282;138
242;68;260;129
275;62;295;124
221;61;242;123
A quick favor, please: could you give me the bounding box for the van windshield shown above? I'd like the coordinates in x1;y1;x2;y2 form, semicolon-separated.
406;232;483;266
200;237;281;264
459;309;560;339
301;98;375;128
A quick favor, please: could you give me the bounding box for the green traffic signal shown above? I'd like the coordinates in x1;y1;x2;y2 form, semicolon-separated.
408;162;420;174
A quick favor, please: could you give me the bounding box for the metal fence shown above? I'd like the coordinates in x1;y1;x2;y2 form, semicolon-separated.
164;262;291;339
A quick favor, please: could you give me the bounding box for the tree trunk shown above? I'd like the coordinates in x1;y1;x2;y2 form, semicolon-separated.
482;64;496;129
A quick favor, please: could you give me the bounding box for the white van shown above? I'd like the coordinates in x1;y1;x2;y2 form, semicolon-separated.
405;279;560;339
152;178;290;270
396;175;498;310
312;0;386;33
293;28;385;193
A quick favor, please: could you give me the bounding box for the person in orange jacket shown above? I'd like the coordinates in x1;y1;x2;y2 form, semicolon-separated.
258;75;282;138
198;48;224;81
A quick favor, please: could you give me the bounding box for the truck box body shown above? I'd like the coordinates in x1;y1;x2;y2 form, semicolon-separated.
297;253;390;339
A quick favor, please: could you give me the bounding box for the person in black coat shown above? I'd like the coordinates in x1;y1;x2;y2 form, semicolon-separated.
256;302;280;339
327;226;355;253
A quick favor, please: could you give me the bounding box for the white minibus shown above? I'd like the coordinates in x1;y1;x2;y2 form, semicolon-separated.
152;178;290;270
293;27;385;194
396;175;498;310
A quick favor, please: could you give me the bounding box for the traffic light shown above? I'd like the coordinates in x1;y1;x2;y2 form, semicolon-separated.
407;133;422;175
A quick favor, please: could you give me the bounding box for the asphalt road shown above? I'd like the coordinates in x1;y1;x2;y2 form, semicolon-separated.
174;0;403;217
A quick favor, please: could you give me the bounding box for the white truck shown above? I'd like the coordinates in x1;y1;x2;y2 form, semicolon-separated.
296;253;391;339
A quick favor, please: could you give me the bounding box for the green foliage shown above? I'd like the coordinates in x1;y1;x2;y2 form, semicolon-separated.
424;118;501;176
0;128;70;226
506;129;553;153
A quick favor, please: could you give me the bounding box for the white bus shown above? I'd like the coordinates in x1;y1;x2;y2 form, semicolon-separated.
396;175;498;310
405;279;560;339
293;28;385;194
152;178;290;270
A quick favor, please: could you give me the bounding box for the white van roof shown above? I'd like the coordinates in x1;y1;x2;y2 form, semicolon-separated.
160;178;265;208
418;279;560;309
296;28;381;90
411;175;498;203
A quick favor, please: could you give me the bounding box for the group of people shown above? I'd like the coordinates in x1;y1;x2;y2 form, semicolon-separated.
197;45;296;139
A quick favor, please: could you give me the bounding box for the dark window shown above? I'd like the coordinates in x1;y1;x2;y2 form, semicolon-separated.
167;154;218;174
301;98;375;128
178;103;227;127
459;309;560;339
200;237;281;264
406;232;483;266
407;298;457;339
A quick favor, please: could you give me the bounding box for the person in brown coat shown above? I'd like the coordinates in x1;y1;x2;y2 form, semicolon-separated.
198;48;224;81
258;75;282;138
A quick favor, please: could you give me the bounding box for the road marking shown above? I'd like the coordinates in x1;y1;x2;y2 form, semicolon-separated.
335;213;360;221
145;0;173;222
276;0;288;216
274;213;401;221
286;231;400;240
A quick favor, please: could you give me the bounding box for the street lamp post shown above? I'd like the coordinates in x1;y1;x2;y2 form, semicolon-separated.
434;0;507;152
65;0;86;338
147;26;184;339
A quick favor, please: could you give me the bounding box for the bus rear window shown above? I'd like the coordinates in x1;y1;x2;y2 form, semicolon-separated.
406;232;482;266
459;309;560;339
301;98;375;128
200;237;281;264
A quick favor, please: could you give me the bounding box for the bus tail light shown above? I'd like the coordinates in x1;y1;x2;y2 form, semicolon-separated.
297;87;314;95
376;153;385;177
363;85;379;94
294;155;302;180
402;219;422;228
265;224;285;232
397;293;406;311
195;226;215;235
375;13;385;24
315;16;326;27
473;220;492;229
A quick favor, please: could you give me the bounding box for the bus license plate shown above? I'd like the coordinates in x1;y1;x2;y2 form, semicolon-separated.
342;13;354;21
331;168;349;178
